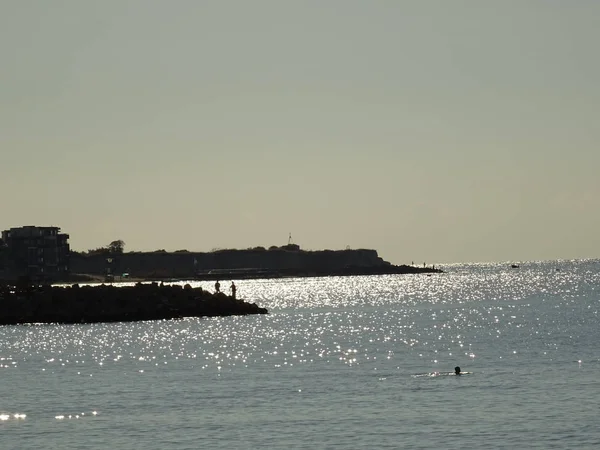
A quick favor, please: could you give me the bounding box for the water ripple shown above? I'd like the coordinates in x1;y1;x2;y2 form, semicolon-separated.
1;259;599;449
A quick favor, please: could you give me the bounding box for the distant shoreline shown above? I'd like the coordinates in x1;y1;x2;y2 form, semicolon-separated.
65;264;442;284
69;246;442;282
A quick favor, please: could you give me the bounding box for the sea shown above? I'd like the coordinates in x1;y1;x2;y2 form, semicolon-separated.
1;259;600;449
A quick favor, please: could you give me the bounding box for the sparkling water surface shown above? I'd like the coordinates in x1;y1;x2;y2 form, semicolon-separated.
2;260;600;449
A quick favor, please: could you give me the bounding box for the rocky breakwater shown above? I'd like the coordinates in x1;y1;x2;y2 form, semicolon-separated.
0;283;268;326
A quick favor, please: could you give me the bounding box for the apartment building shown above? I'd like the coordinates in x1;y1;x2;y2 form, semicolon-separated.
1;226;70;281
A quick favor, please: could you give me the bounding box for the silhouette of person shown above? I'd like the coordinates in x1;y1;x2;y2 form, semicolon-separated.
455;366;461;375
214;280;221;293
230;282;237;299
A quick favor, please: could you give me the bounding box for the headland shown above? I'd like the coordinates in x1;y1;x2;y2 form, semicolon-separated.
70;245;442;282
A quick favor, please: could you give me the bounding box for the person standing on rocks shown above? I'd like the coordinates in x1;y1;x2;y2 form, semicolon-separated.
230;282;237;299
215;280;221;293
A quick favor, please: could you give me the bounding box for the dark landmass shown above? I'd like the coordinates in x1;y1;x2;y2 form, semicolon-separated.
70;245;442;281
193;264;441;281
0;283;267;326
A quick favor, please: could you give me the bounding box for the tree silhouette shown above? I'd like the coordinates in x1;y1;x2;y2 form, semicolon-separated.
108;240;125;254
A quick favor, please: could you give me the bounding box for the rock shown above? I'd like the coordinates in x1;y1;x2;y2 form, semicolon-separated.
0;282;268;326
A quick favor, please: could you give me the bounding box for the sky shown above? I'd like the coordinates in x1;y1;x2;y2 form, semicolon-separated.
1;1;599;264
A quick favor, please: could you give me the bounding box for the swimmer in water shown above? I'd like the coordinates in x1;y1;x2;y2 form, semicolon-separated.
455;366;461;375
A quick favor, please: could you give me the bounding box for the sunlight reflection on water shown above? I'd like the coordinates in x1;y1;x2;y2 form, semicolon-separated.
3;260;600;449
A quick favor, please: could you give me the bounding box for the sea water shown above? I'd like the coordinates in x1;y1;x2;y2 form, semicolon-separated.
1;260;599;449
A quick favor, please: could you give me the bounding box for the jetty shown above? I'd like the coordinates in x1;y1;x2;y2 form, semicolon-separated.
0;282;268;326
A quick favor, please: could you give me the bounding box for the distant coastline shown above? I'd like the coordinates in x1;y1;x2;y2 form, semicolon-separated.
1;227;442;283
70;245;442;282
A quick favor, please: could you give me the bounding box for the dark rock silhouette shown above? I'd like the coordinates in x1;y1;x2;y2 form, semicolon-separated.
0;282;267;326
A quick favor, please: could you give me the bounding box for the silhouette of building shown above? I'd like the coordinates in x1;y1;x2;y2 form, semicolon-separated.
0;238;8;280
1;226;70;281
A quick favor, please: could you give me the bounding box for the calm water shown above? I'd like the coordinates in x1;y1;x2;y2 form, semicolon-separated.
2;260;600;449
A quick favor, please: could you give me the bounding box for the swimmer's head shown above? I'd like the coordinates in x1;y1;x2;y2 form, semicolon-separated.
455;366;461;375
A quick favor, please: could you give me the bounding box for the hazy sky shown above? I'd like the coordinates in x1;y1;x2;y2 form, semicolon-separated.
2;1;599;264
